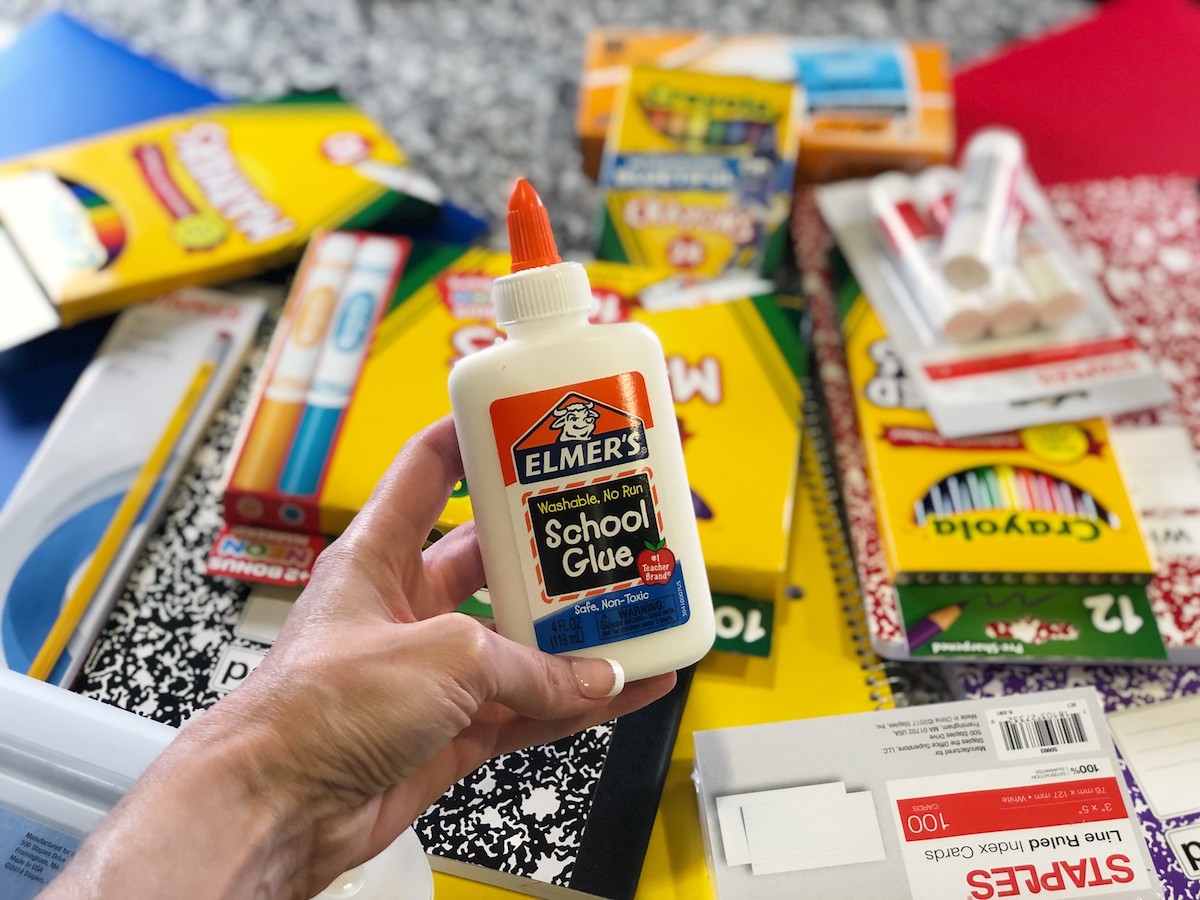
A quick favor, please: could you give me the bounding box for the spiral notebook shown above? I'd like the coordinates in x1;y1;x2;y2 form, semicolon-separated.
795;175;1200;667
798;370;904;708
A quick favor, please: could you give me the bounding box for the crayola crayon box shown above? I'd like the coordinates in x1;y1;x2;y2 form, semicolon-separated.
215;242;807;601
839;287;1164;661
0;92;433;350
578;31;953;183
596;66;802;280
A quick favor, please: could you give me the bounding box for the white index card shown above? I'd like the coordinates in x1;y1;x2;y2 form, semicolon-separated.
715;782;846;867
1112;425;1200;513
742;789;886;876
1108;694;1200;821
234;584;299;646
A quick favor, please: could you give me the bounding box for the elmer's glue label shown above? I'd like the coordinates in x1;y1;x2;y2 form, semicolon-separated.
449;180;714;681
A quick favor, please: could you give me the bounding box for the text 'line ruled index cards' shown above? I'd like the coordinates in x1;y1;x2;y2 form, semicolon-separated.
716;782;886;876
1107;694;1200;822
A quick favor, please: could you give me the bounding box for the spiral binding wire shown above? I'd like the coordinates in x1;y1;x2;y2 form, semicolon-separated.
800;373;910;710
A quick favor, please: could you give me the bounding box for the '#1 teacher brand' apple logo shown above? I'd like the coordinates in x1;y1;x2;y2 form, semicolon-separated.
637;540;675;584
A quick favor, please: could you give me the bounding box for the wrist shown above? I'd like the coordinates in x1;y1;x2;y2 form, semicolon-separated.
47;698;327;899
166;694;338;894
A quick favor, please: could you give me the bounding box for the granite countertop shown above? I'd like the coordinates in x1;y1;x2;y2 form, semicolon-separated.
0;0;1095;714
0;0;1090;251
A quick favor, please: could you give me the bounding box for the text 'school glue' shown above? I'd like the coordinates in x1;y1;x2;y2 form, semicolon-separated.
278;237;407;496
868;172;988;343
449;179;715;682
231;233;358;492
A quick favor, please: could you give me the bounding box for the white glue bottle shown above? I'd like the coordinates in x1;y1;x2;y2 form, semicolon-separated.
449;179;714;683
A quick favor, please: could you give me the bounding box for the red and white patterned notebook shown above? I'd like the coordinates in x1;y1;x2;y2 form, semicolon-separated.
797;175;1200;663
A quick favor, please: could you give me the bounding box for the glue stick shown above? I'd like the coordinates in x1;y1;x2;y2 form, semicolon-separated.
913;165;959;233
987;198;1039;336
868;172;988;343
448;179;714;682
941;128;1025;291
1016;219;1086;327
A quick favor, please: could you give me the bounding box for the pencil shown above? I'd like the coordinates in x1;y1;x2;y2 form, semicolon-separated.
928;481;946;517
995;465;1019;511
984;467;1003;510
907;602;966;651
27;335;229;681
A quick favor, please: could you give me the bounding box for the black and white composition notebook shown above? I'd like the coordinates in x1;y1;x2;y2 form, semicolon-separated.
418;666;694;899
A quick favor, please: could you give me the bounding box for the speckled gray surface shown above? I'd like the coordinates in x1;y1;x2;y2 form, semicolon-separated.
0;0;1090;252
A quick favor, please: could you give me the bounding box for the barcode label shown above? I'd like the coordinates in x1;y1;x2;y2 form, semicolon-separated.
987;699;1101;761
998;711;1087;752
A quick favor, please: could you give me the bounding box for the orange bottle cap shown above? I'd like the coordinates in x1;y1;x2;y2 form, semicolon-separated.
507;178;562;273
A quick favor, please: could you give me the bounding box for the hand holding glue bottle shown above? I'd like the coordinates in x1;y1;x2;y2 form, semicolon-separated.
449;179;714;683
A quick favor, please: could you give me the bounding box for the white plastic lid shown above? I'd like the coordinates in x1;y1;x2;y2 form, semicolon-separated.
315;232;360;266
491;261;592;326
318;827;432;899
353;237;404;272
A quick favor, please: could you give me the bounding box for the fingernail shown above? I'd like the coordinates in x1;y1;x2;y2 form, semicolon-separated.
571;657;625;699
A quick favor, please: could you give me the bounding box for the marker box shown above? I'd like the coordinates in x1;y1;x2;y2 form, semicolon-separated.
578;31;954;183
221;231;410;536
0;93;435;351
215;244;806;602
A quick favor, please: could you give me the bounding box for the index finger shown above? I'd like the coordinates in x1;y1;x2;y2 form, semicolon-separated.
346;416;464;554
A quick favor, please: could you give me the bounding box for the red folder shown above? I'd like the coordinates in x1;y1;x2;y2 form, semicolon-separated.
954;0;1200;183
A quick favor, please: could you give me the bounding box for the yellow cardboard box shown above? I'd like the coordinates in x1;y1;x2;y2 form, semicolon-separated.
842;293;1153;581
226;244;806;600
597;66;801;279
0;94;416;343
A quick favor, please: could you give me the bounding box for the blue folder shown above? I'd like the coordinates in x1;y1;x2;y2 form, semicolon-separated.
0;12;226;506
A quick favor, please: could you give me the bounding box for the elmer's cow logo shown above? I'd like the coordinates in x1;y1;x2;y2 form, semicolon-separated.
513;392;648;485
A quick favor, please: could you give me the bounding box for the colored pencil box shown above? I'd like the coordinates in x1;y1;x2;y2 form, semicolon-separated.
838;285;1164;661
216;243;806;601
578;31;953;183
0;92;435;350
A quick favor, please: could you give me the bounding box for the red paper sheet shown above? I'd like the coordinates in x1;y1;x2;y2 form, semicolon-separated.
954;0;1200;184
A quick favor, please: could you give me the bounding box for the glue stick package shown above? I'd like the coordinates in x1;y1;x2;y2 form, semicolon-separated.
815;142;1170;438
